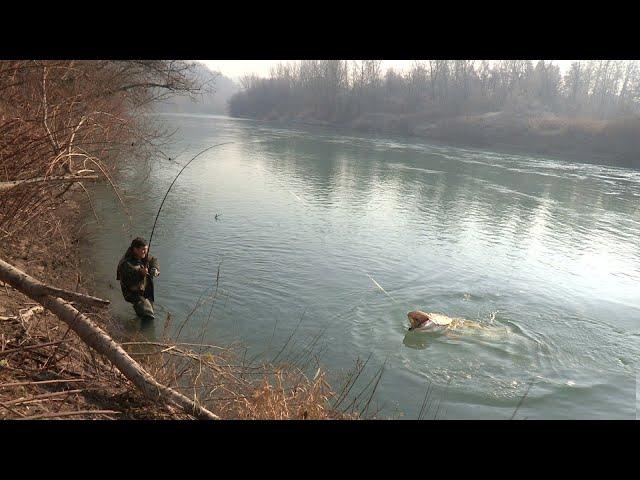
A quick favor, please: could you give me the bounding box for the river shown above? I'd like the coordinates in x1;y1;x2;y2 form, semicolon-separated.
83;113;640;419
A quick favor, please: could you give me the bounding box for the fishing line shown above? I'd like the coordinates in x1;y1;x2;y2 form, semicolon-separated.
146;141;233;256
366;273;400;305
139;141;232;315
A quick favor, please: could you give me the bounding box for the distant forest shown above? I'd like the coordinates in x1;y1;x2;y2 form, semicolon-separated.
228;61;640;167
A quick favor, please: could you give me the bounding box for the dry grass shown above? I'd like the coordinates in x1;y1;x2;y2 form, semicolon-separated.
129;337;357;420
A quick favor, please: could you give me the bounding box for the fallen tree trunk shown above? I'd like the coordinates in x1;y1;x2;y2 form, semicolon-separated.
0;175;99;192
0;266;109;308
0;257;219;420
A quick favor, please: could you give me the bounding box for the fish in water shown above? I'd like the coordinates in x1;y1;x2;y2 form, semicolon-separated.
215;213;222;221
407;310;486;333
407;310;451;332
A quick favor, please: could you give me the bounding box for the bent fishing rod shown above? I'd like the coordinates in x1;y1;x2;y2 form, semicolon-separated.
144;141;233;266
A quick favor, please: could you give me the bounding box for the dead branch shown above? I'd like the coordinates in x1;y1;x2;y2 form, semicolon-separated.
0;175;99;192
0;340;64;357
0;379;85;388
17;409;120;420
40;285;109;308
0;264;109;308
0;305;44;321
3;389;83;407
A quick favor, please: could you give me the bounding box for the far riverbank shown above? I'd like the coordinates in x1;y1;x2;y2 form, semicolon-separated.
229;111;640;170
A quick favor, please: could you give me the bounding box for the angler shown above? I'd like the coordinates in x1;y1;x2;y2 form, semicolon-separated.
116;237;159;321
114;142;231;323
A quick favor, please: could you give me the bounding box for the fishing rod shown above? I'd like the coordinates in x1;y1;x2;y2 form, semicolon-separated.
144;141;233;265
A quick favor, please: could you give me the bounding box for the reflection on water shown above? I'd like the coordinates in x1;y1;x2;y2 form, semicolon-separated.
119;313;157;339
403;330;446;350
83;114;639;419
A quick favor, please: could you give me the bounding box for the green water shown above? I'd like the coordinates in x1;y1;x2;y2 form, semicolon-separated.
83;113;639;419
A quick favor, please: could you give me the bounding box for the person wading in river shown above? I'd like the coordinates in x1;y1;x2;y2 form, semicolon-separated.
116;237;159;321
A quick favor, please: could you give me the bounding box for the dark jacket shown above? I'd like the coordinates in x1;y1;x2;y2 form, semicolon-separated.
116;247;159;303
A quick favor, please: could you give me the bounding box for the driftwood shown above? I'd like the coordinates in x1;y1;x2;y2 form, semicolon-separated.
0;257;219;420
0;175;99;192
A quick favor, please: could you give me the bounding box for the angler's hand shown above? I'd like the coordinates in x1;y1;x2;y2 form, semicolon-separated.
139;265;149;277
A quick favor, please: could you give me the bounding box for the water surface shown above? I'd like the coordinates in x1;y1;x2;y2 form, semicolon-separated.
84;114;639;419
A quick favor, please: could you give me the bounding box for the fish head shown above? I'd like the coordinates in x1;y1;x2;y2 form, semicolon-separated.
407;310;431;330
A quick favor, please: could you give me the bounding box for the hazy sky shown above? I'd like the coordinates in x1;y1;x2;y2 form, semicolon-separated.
199;60;578;81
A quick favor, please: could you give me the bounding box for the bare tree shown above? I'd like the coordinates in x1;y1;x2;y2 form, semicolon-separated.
0;60;202;244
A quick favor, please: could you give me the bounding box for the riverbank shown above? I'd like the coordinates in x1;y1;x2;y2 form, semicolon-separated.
0;188;167;418
0;182;357;419
233;111;640;169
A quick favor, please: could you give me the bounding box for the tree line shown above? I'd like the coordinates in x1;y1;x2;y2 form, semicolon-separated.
228;60;640;122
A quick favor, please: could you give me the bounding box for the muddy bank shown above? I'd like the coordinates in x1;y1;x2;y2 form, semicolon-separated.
0;187;189;419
